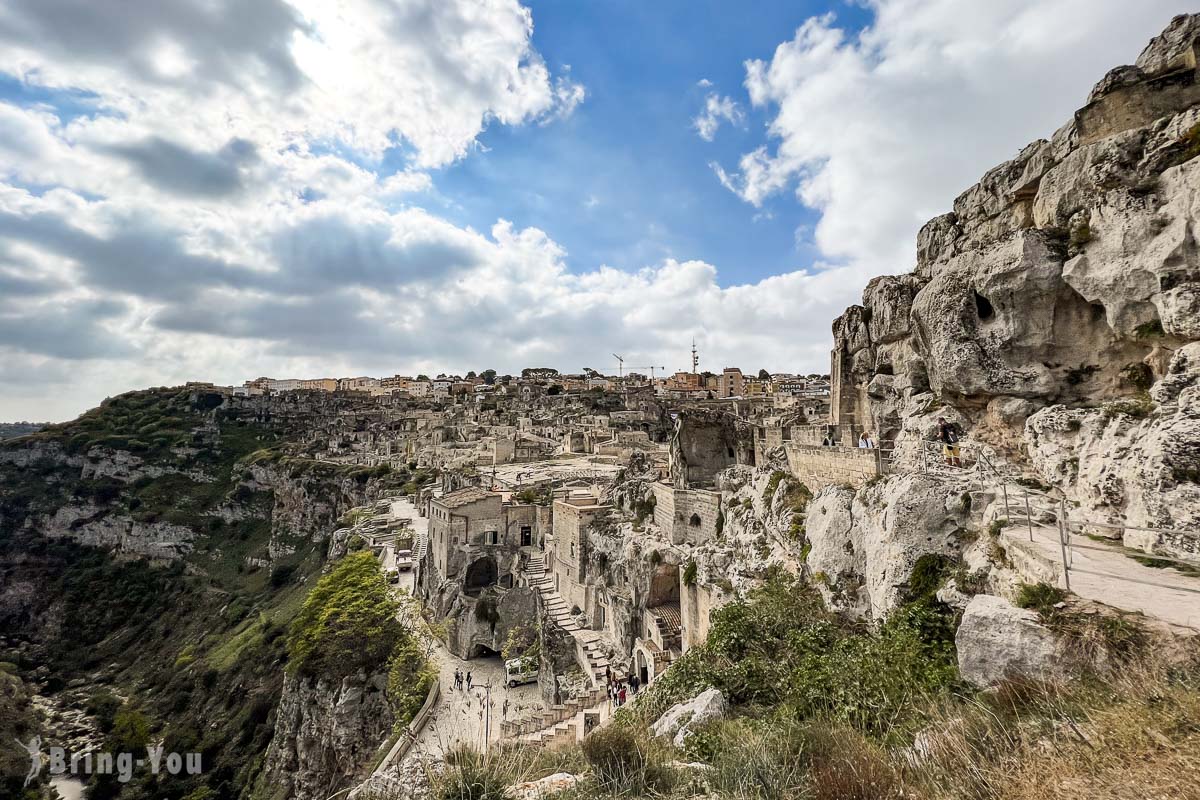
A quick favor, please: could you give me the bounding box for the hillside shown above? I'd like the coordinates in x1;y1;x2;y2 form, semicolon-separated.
0;387;423;800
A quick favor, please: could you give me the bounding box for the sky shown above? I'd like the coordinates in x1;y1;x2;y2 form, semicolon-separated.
0;0;1192;421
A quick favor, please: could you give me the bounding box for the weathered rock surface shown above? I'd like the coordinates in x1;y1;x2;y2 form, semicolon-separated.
650;687;728;748
826;14;1200;532
805;474;973;619
507;772;580;800
956;594;1066;686
1024;342;1200;561
259;670;396;800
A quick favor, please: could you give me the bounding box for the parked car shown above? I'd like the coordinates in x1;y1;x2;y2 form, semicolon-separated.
395;549;414;571
505;657;538;688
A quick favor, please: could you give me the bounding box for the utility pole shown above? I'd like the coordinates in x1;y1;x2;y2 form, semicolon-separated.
691;338;699;374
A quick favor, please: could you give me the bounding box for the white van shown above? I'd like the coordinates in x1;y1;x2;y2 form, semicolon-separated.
395;549;414;571
504;658;537;688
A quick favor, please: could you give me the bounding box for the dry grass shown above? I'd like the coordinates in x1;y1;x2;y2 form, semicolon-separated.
908;646;1200;800
405;644;1200;800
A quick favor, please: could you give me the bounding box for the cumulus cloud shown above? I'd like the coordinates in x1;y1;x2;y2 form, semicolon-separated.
715;0;1194;274
693;92;744;141
0;0;1192;421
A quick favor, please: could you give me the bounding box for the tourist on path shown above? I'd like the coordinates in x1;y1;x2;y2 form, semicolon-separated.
938;417;961;467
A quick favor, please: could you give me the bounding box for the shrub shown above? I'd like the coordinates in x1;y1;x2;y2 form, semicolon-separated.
386;635;436;725
580;724;671;794
1134;318;1165;339
1102;395;1155;420
1015;582;1066;618
286;551;402;679
683;560;698;587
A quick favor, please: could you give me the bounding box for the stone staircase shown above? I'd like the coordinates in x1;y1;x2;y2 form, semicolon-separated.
523;553;612;686
498;552;615;746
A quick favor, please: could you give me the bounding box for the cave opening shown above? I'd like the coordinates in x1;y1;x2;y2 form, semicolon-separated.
973;290;995;321
464;556;498;597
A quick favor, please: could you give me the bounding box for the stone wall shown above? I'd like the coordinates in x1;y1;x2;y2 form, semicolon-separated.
651;482;722;545
783;443;882;490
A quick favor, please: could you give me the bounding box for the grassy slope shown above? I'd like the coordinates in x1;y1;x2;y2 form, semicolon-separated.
0;387;413;800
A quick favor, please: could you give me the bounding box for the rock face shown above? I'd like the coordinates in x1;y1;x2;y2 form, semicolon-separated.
259;670;396;800
956;594;1068;686
805;473;974;619
1024;343;1200;560
828;13;1200;533
650;687;728;748
507;772;580;800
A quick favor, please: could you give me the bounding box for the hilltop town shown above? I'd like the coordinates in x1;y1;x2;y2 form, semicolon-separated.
2;12;1200;800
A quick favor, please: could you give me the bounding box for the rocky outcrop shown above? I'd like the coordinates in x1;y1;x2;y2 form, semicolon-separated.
805;473;975;619
828;14;1200;511
650;687;728;748
259;670;396;800
955;595;1069;686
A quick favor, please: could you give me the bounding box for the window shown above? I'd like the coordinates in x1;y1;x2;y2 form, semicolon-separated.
520;526;532;547
689;513;701;527
488;530;499;545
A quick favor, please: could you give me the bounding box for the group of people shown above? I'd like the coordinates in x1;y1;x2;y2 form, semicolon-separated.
821;420;962;467
605;667;640;707
452;669;473;691
819;431;878;448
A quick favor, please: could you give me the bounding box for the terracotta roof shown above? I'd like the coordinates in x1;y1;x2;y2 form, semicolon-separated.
436;486;495;508
650;602;682;631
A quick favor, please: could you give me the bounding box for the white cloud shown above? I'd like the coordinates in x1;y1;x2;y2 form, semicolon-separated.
0;0;583;170
718;0;1194;276
692;92;744;141
0;0;1193;422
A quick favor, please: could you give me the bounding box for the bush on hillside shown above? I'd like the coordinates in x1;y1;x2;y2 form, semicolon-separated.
286;551;402;679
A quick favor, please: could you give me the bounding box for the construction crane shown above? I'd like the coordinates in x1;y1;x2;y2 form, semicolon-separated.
612;354;665;380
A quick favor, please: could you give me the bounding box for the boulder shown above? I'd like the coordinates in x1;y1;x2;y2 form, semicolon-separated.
507;773;579;800
650;688;728;748
956;594;1066;686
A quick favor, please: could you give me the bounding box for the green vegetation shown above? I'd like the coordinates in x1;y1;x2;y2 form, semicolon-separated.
1134;318;1165;339
682;560;698;587
427;644;1200;800
502;623;541;663
631;494;656;525
0;669;40;799
623;571;960;743
1103;394;1155;420
1120;362;1155;391
1016;581;1148;660
1015;581;1066;617
287;551;403;678
1170;121;1200;166
0;386;421;800
287;551;433;731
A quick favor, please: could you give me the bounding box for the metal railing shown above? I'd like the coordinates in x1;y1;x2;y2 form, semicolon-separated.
905;438;1199;595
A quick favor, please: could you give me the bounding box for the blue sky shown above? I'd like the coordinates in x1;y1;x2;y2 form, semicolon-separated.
0;0;1191;420
424;0;867;284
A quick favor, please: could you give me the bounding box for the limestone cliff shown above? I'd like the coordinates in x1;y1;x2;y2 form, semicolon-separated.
828;14;1200;556
257;671;395;800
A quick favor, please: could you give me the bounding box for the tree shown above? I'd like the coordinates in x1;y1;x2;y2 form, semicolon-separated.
466;370;477;379
546;384;563;395
481;369;497;385
416;374;429;381
758;368;771;380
